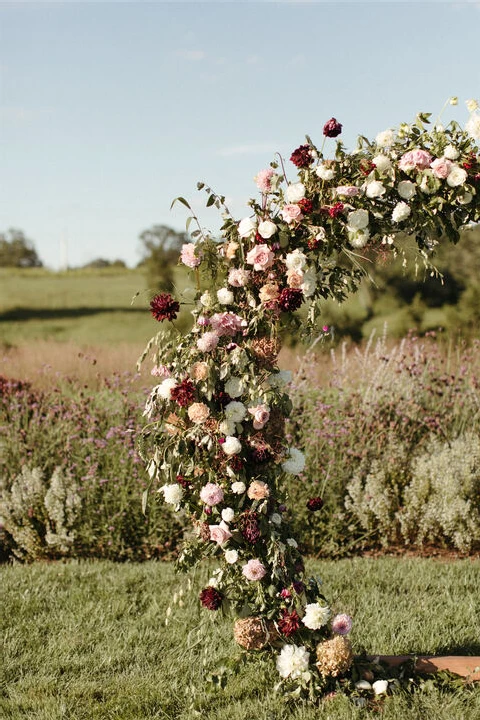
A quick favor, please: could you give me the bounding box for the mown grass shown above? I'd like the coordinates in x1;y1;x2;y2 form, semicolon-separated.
2;559;479;719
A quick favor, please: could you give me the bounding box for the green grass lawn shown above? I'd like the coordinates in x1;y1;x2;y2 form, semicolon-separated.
2;559;479;720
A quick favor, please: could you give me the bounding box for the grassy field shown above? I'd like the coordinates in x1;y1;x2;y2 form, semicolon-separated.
2;558;480;720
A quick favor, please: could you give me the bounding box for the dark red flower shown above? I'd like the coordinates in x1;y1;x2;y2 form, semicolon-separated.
290;144;313;168
474;173;480;183
298;198;314;214
278;288;304;313
171;379;196;407
199;586;222;610
323;117;342;138
228;455;244;472
150;293;180;322
240;510;261;544
307;496;324;511
327;202;344;219
360;160;377;176
176;474;192;491
292;581;304;594
278;608;301;637
214;391;231;408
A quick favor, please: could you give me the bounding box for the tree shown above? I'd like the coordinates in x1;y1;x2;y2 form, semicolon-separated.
0;229;43;268
82;258;127;269
138;225;187;292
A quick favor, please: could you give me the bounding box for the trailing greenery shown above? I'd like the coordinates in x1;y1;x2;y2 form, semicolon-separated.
1;559;479;719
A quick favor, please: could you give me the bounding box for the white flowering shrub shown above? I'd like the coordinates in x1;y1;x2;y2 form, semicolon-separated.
0;466;81;560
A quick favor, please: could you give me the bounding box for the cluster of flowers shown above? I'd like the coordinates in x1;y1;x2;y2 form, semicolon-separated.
140;100;479;699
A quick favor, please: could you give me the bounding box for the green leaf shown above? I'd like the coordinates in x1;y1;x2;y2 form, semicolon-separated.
170;196;192;211
206;194;215;207
142;488;149;515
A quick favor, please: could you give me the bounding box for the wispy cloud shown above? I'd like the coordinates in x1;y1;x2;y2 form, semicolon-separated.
217;143;278;157
175;49;206;62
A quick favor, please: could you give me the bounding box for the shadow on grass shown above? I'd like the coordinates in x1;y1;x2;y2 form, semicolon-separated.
1;307;148;321
432;643;480;657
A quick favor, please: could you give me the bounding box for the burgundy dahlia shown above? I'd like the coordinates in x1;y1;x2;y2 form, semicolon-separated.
278;608;301;637
278;288;304;313
176;474;192;491
307;496;324;511
199;586;222;610
290;144;313;168
323;117;343;138
149;293;180;322
298;198;314;214
228;455;244;472
170;379;196;407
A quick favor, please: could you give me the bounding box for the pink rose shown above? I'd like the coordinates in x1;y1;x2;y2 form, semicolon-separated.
335;186;360;197
228;268;251;287
398;149;433;171
180;243;203;268
430;158;453;179
248;403;270;429
242;558;267;581
254;168;274;193
246;244;275;271
209;522;232;545
200;483;224;506
281;204;303;224
210;312;245;337
287;269;304;289
197;331;219;352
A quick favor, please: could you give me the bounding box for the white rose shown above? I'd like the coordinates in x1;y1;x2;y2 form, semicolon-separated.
285;248;308;271
372;680;389;695
443;144;459;161
392;201;411;223
222;436;242;456
316;163;335;180
225;549;238;564
285;182;306;203
397;180;416;200
365;181;386;198
238;216;257;238
217;287;234;305
221;507;235;523
375;129;395;147
158;377;177;400
224;376;244;398
446;165;468;187
372;154;392;173
160;484;184;506
349;229;370;248
465;112;480;140
200;290;213;308
258;219;277;239
231;481;246;494
225;401;247;423
301;267;317;298
219;419;236;436
270;513;282;525
276;644;310;680
282;447;305;475
302;603;331;630
347;209;369;231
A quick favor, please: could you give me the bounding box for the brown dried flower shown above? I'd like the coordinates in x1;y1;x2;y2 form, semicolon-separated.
233;617;278;650
315;635;353;677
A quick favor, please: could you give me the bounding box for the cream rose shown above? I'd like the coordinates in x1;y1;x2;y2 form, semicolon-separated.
347;209;369;231
188;402;210;424
238;216;257;238
257;219;277;239
285;182;306;203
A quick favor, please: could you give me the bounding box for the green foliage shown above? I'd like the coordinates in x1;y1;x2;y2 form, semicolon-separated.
0;228;43;268
1;559;479;719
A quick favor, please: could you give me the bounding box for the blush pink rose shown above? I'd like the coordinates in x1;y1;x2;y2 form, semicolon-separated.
200;483;224;506
197;331;219;352
335;185;360;197
210;312;245;337
242;558;267;581
248;403;270;430
281;204;303;224
254;168;275;192
430;158;453;179
210;522;232;545
246;244;275;271
398;149;433;171
180;243;203;268
228;268;251;287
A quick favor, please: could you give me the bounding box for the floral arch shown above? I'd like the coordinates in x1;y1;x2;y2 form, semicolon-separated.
139;100;480;700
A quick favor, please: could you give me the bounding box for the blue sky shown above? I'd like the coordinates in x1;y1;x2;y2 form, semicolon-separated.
1;1;479;269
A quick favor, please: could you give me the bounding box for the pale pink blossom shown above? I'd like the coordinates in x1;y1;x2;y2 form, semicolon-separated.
281;204;303;224
209;522;232;545
180;243;203;268
228;268;251;287
430;158;453;179
197;331;219;352
287;269;304;289
246;244;275;271
200;483;224;506
248;403;270;429
331;613;353;635
210;312;244;337
254;168;275;192
335;185;360;197
151;365;171;378
398;149;433;171
242;558;267;581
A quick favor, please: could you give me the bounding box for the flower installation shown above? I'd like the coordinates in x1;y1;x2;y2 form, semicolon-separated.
139;100;480;701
